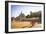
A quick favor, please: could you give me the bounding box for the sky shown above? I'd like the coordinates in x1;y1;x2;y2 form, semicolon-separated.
11;5;42;18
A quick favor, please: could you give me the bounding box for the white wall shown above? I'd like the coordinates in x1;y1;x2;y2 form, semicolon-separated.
0;0;46;34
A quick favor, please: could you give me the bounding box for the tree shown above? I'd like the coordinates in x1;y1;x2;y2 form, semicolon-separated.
38;11;41;23
26;15;30;18
18;12;25;21
11;17;15;21
19;12;25;17
30;11;32;16
29;11;32;18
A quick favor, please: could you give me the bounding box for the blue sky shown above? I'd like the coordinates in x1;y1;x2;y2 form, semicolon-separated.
11;5;42;18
